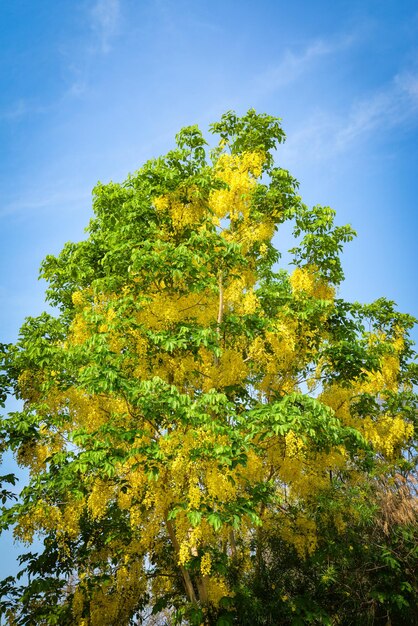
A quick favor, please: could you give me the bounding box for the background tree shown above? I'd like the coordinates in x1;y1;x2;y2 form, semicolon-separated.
0;110;417;625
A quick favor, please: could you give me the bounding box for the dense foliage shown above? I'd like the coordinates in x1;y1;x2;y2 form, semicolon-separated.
0;110;417;625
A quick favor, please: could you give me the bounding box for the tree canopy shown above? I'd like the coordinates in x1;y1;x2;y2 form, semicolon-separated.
0;110;417;625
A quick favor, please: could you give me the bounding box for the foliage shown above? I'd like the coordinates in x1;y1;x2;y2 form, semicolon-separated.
0;110;417;625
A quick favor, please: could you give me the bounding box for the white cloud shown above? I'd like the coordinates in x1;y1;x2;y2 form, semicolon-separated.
0;186;90;219
0;99;52;121
0;99;28;120
90;0;121;53
394;71;418;102
254;33;356;97
281;67;418;165
335;73;418;148
60;0;122;97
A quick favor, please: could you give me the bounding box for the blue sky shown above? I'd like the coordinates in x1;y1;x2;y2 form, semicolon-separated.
1;0;418;577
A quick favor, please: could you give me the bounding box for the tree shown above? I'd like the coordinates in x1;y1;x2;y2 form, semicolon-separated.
0;110;417;625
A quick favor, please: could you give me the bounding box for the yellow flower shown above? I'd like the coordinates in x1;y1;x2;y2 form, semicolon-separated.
72;291;84;306
200;552;212;576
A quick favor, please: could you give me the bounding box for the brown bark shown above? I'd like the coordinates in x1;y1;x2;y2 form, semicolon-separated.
215;271;224;366
217;270;224;330
165;518;198;604
229;529;237;560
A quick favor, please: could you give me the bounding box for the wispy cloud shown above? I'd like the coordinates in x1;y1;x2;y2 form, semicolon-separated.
61;0;122;97
335;72;418;149
90;0;121;53
1;2;123;117
0;186;90;219
254;33;356;97
64;60;90;99
399;71;418;99
0;99;52;122
0;99;28;121
281;67;418;164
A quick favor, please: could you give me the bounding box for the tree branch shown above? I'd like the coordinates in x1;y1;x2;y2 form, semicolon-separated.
165;517;198;605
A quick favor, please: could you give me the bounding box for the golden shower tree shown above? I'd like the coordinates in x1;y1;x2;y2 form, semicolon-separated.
0;110;417;625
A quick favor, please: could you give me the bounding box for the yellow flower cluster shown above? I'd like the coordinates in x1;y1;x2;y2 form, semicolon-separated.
72;290;85;307
118;489;133;510
246;321;300;397
71;556;147;626
188;484;202;509
88;480;114;520
137;290;218;330
17;369;41;402
320;326;412;460
284;431;305;458
209;152;262;221
70;314;90;345
280;515;318;558
17;442;49;473
154;185;206;231
178;526;203;566
290;267;335;300
200;551;212;576
61;498;84;539
202;348;248;390
14;501;62;544
206;575;233;606
362;415;413;458
72;588;84;620
206;466;237;502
